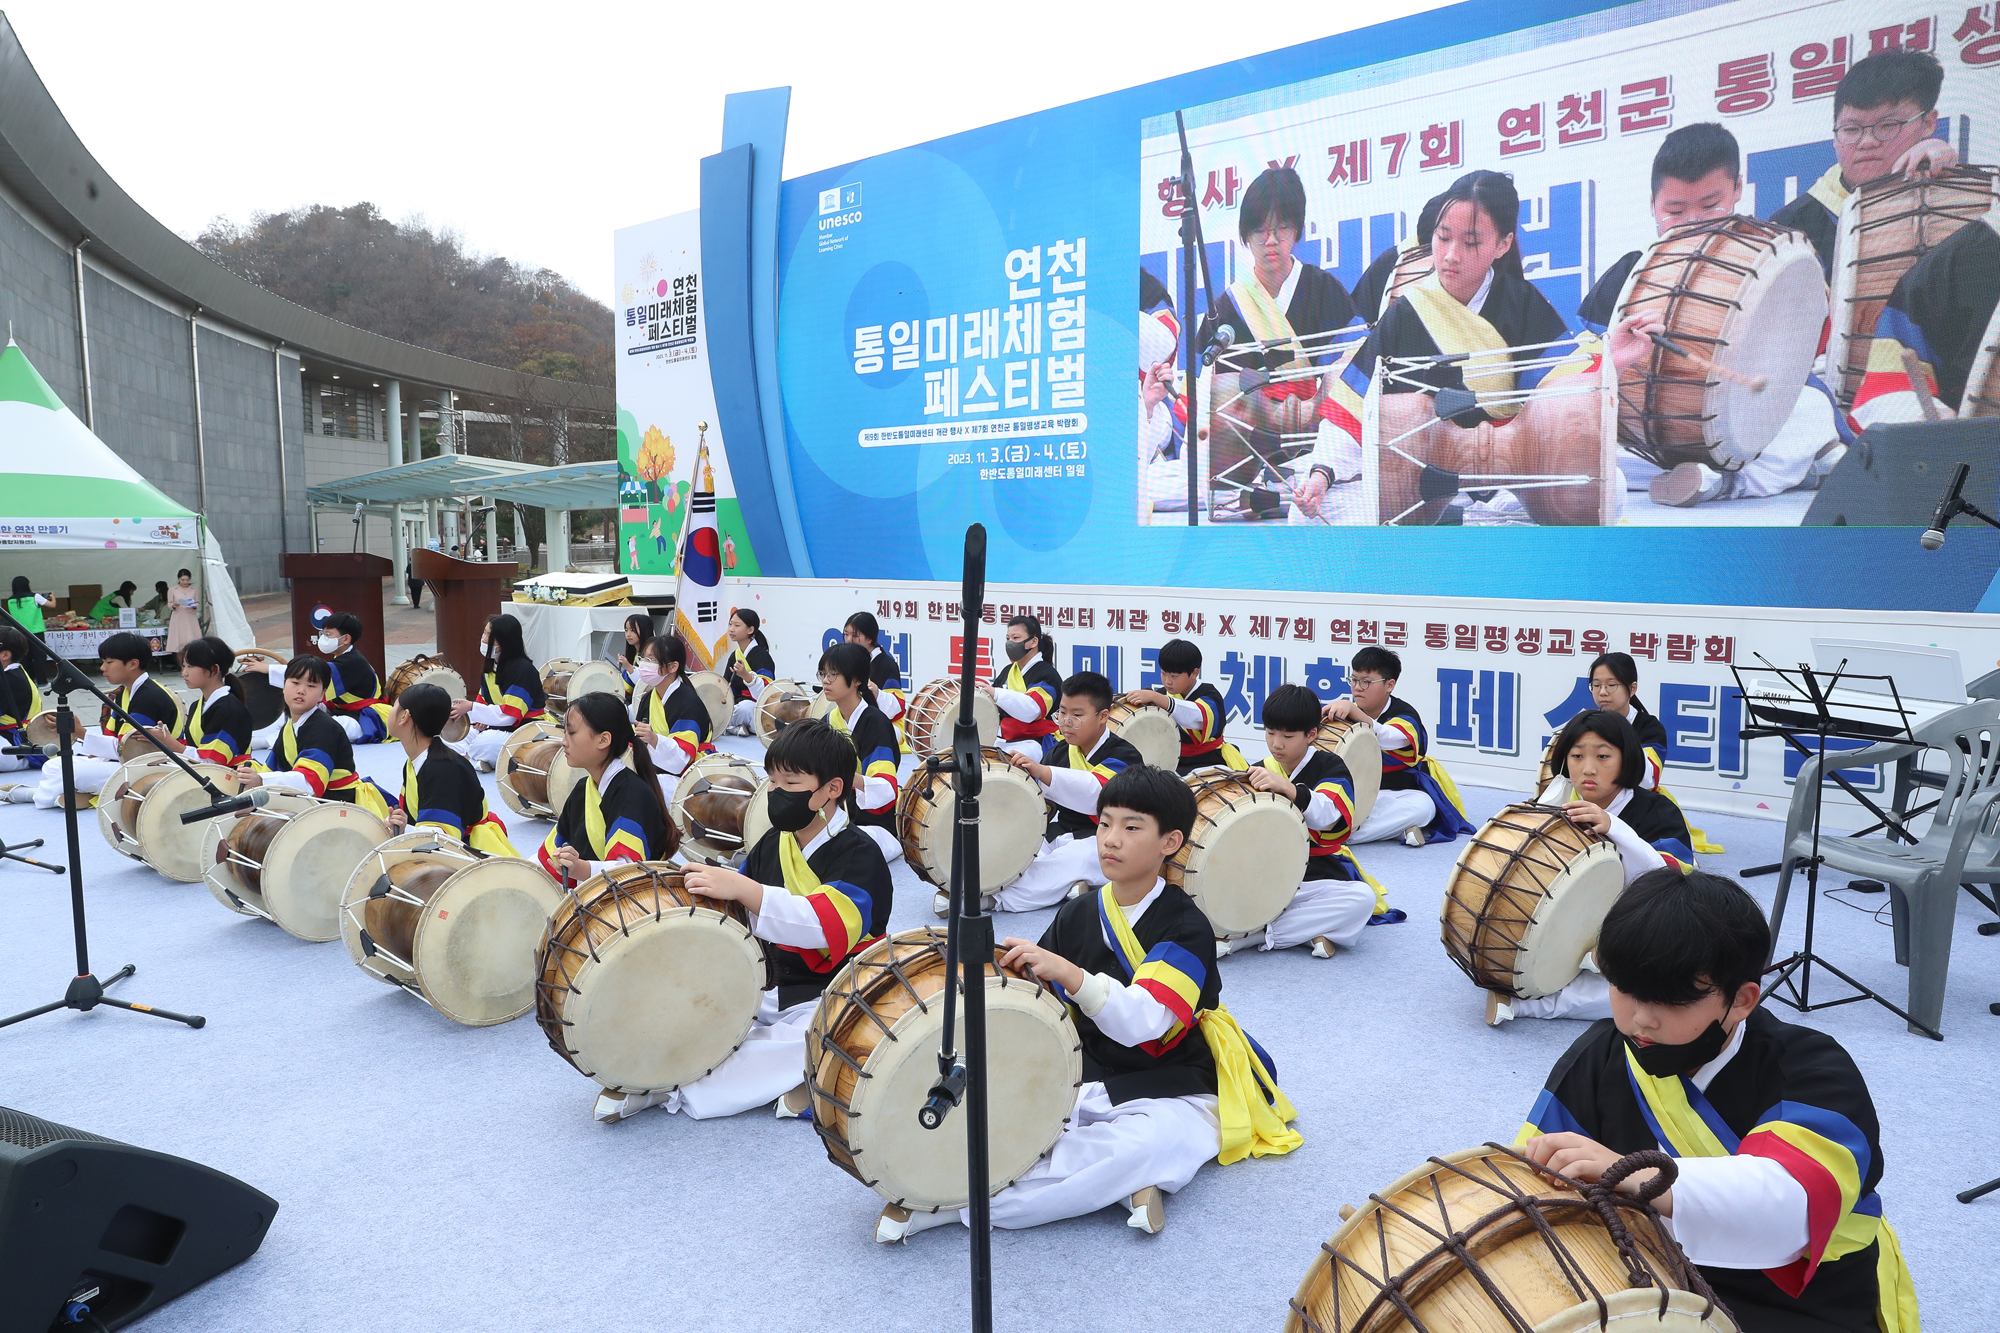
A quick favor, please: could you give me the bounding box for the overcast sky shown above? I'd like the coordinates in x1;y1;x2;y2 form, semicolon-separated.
3;0;1443;307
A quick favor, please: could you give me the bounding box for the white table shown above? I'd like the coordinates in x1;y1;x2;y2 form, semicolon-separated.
510;602;652;667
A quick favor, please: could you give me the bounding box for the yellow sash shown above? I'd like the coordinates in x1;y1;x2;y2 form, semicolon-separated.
278;716;299;768
1260;756;1388;914
1227;271;1302;365
582;772;609;859
186;696;204;746
1099;885;1301;1165
1806;163;1850;220
1401;273;1523;420
1004;662;1028;694
643;686;669;733
826;701;851;734
1621;1042;1919;1332
484;671;503;709
777;828;819;896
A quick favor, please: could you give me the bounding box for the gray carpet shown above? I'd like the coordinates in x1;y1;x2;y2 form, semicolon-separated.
1;735;1994;1331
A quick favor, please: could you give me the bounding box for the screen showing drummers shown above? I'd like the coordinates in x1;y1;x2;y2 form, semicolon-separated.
1137;0;2000;529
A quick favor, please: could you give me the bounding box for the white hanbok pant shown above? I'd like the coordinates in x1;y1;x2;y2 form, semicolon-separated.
954;1082;1219;1229
991;833;1105;912
1509;968;1611;1021
730;698;755;727
33;756;120;807
665;991;817;1119
1227;874;1375;954
1349;787;1435;844
463;727;508;766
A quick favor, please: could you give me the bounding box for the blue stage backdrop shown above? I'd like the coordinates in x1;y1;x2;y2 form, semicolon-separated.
771;0;2000;611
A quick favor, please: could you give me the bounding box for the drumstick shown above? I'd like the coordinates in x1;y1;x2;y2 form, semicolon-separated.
1649;332;1768;392
1900;348;1943;422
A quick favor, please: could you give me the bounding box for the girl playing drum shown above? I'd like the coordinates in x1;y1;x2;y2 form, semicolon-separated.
538;693;676;884
816;641;903;864
1487;709;1693;1026
720;609;775;736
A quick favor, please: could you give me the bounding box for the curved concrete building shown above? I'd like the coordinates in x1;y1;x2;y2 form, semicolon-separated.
0;13;612;592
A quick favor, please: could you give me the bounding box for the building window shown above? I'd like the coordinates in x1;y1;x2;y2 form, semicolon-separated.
303;380;380;440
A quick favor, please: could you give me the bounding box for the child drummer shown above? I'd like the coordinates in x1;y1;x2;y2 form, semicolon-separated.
1517;870;1917;1331
1236;684;1388;959
962;671;1141;917
1124;637;1247;774
599;721;892;1124
879;765;1300;1242
1321;646;1473;847
378;682;518;857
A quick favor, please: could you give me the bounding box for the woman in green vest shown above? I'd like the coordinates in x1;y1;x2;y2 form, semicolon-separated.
89;581;137;621
5;576;48;635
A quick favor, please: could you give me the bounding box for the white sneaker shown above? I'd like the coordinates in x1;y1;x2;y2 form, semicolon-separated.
1485;991;1515;1027
1309;936;1336;959
875;1203;956;1243
1401;825;1426;848
1065;880;1093;900
932;890;951;917
1648;462;1735;507
1213;937;1234;958
1126;1186;1166;1234
593;1088;669;1122
775;1084;812;1120
5;785;37;804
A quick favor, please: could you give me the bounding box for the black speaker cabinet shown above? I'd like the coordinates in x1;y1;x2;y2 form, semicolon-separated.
0;1106;276;1332
1802;418;2000;527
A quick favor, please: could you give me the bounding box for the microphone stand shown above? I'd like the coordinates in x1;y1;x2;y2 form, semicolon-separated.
0;604;208;1031
916;523;993;1332
1174;110;1224;529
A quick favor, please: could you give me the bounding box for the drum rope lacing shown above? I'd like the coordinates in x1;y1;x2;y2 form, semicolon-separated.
1287;1142;1727;1333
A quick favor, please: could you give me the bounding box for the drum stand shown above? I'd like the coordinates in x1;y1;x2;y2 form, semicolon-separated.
1734;660;1938;1041
0;610;207;1032
916;524;995;1333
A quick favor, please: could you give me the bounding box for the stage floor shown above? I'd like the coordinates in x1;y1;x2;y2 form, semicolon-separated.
0;735;1993;1331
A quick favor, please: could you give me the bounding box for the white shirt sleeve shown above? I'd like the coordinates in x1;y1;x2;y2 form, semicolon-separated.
1302;787;1340;831
80;730;121;761
877;690;904;721
1074;969;1176;1046
858;771;897;811
1605;812;1669;881
468;701;512;727
652;737;689;776
267;665;286;688
1371;717;1409;752
1041;765;1103;816
1168;697;1205;729
749;885;831;949
991;686;1041;722
1665;1155;1811;1269
746;675;766;701
34;593;51;607
259;770;315;795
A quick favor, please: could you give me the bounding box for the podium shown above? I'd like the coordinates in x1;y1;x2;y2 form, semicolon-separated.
413;548;518;687
280;553;392;679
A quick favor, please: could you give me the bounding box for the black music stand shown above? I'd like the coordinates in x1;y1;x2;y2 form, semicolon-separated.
1735;657;1937;1039
0;607;210;1031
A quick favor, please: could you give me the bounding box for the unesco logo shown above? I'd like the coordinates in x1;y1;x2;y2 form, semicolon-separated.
818;182;863;238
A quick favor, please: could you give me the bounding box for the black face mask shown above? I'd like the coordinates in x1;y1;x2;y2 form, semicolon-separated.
766;785;819;834
1004;639;1030;662
1626;1020;1731;1078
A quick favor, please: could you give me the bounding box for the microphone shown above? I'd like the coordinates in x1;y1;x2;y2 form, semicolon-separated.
179;787;272;825
1920;461;1972;550
1;743;59;756
1200;323;1238;367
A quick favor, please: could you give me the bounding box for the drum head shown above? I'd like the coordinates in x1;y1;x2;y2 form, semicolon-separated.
564;661;623;708
1111;702;1181;770
904;678;1000;755
1173;776;1310;937
24;710;58;747
1289;1146;1736;1333
815;930;1079;1211
135;763;242;882
899;762;1044;892
1710;245;1828;466
690;671;733;737
98;752;181;859
1513;840;1625;997
260;802;392;942
1315;720;1382;831
409;664;467;699
201;790;321;921
547;751;580;818
412;858;565;1025
808;691;835;723
545;879;767;1091
339;833;481;980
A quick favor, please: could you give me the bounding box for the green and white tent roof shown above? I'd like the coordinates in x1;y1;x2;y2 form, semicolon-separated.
0;340;197;547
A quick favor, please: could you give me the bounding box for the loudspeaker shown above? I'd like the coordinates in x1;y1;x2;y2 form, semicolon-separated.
1802;418;2000;526
0;1106;276;1332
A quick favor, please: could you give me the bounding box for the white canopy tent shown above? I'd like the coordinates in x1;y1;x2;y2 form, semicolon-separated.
0;339;253;648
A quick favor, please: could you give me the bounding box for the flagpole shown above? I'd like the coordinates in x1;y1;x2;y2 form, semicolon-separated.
669;433;716;670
